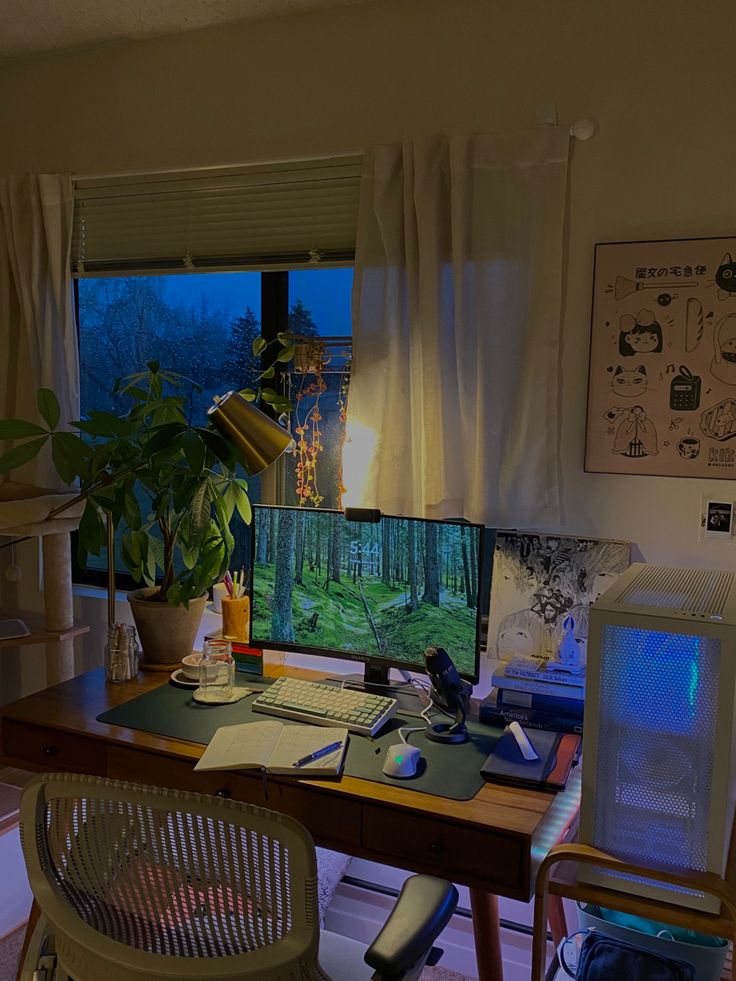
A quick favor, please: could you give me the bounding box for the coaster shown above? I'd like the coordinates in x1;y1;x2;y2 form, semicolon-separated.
192;687;253;705
169;669;199;688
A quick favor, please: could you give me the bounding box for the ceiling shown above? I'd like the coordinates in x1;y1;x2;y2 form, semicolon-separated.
0;0;372;58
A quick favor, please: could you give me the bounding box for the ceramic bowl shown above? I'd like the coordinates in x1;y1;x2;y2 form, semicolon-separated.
180;651;203;680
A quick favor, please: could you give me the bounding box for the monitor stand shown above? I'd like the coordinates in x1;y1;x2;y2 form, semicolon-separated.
326;663;427;717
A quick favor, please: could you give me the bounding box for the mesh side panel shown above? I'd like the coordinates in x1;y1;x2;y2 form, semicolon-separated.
591;624;720;875
39;796;293;957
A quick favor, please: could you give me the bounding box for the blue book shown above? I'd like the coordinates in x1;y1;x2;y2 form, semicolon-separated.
497;687;584;719
479;700;584;735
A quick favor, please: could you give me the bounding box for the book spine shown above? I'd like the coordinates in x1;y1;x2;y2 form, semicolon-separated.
497;688;584;718
504;666;585;687
491;671;584;701
479;703;584;734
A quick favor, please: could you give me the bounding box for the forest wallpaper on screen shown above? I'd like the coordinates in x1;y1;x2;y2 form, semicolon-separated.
251;507;480;676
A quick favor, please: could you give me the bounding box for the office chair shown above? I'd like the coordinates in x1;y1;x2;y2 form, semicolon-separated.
19;773;458;981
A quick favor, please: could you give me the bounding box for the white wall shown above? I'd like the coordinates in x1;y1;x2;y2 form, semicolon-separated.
1;0;736;688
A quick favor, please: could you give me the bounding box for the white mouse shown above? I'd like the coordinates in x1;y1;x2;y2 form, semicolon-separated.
382;744;422;779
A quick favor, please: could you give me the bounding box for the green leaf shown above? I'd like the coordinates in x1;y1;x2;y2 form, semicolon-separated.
0;419;47;438
232;482;252;525
252;336;267;356
276;344;296;363
37;389;60;430
141;422;187;459
76;411;134;438
149;537;165;572
260;366;275;380
260;388;278;404
277;332;292;344
190;482;211;531
51;432;91;484
0;436;48;474
238;389;256;402
180;431;206;476
122;491;142;531
199;428;234;465
78;502;104;556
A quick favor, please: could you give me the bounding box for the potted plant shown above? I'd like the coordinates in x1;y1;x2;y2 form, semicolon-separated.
0;358;293;666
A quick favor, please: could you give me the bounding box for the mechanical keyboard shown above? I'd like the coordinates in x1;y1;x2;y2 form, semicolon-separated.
252;676;398;736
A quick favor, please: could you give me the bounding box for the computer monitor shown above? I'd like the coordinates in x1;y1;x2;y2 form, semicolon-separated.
249;505;483;690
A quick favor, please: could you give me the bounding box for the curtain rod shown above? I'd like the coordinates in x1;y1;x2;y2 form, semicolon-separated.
73;121;596;183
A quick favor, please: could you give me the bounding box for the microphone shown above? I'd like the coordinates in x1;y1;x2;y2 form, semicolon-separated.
423;646;471;744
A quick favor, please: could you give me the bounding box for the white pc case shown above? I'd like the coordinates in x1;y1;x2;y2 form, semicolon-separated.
579;562;736;913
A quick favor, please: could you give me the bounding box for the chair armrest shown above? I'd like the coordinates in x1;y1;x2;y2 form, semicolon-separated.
364;875;458;977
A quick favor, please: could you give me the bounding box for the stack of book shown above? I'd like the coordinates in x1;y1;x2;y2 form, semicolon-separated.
480;656;584;734
204;629;264;676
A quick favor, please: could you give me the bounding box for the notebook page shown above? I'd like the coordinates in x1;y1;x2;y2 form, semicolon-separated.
268;725;349;775
194;720;283;771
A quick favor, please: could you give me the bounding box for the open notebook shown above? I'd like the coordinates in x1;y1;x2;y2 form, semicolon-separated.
194;720;349;776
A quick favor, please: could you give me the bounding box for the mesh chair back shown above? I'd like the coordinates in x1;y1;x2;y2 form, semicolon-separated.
20;773;328;981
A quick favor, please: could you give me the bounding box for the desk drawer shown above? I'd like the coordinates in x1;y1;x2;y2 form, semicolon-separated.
108;747;361;849
362;805;523;889
1;721;106;774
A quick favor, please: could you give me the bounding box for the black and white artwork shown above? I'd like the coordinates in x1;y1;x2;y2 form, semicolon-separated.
488;532;630;661
586;236;736;478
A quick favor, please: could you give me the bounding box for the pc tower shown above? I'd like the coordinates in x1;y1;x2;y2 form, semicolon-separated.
579;563;736;913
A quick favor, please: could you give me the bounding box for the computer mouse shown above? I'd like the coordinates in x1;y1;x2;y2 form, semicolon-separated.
382;744;422;779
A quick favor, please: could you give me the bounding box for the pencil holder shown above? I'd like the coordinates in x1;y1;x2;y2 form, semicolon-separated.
221;595;250;642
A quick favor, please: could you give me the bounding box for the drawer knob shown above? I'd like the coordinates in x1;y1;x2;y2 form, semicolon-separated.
42;745;58;758
429;839;444;856
214;788;231;799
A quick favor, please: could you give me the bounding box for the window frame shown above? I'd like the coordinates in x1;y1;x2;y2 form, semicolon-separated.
70;268;348;589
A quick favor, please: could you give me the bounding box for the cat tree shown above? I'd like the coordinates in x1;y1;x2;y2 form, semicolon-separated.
0;482;88;684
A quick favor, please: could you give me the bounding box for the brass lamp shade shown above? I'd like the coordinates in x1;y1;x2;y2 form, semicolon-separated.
207;391;295;475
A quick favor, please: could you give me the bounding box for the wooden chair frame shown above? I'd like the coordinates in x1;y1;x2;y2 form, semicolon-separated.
532;842;736;980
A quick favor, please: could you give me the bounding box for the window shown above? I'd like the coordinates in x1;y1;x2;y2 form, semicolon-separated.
74;266;353;587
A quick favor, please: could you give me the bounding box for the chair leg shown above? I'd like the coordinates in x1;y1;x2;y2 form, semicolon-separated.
547;895;567;948
17;904;45;981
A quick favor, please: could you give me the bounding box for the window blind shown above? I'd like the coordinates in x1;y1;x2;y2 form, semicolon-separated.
72;155;362;275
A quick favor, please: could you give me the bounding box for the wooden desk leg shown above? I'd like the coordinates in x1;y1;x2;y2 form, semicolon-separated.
16;899;41;981
469;888;504;981
547;894;567;948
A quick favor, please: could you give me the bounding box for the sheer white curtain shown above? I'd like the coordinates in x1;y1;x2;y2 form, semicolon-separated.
0;175;79;488
345;130;570;527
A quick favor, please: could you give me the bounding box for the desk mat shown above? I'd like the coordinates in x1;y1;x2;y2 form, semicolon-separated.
97;680;502;801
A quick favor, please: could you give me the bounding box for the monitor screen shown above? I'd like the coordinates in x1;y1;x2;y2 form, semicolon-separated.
250;506;483;681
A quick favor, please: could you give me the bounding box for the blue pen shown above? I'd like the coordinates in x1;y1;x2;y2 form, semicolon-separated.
293;740;343;768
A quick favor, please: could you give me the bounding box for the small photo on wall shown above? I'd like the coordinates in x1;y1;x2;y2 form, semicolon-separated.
705;500;733;538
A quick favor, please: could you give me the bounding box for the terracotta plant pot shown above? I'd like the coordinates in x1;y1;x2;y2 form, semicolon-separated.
128;587;207;669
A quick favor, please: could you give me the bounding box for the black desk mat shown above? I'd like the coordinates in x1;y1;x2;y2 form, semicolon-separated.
97;680;502;801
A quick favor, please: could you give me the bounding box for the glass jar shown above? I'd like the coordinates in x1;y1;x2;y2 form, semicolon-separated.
197;638;234;703
105;624;140;683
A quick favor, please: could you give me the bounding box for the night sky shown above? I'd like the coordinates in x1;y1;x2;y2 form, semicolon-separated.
156;266;353;335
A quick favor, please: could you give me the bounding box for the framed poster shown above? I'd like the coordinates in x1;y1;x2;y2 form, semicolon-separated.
586;236;736;477
488;532;630;661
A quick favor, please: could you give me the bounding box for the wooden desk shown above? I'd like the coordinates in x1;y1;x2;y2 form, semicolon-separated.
0;668;580;981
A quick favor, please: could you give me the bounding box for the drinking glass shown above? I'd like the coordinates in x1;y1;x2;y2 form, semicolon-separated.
198;638;234;702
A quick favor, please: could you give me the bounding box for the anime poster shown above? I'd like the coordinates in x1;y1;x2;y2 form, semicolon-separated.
586;237;736;478
488;532;630;660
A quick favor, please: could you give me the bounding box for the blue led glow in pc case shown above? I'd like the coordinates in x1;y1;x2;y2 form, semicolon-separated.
579;562;736;913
